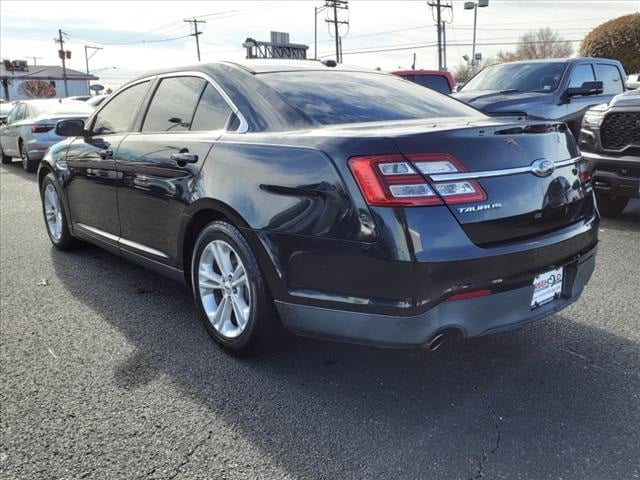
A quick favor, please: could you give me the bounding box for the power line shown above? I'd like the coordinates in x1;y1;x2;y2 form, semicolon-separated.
319;38;584;57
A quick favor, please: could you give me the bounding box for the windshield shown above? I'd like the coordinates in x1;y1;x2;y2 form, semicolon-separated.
462;62;567;93
258;71;482;126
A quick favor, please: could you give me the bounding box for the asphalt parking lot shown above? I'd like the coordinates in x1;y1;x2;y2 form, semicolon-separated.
1;161;638;480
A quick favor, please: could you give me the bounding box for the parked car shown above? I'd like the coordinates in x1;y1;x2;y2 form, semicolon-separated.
0;101;15;124
579;90;640;216
40;61;598;355
626;73;640;90
0;99;94;172
86;94;109;108
453;57;627;138
392;70;455;94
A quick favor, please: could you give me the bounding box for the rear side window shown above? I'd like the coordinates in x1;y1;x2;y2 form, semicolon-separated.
568;64;595;88
93;81;150;135
258;71;478;125
190;84;233;131
596;64;624;95
142;76;205;133
413;75;452;94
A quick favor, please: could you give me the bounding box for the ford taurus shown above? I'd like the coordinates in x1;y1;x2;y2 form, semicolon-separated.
38;61;598;355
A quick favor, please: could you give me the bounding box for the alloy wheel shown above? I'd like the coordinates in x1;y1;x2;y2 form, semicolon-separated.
198;239;251;339
43;184;63;241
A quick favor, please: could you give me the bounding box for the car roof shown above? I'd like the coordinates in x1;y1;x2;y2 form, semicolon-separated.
492;57;620;66
129;60;385;82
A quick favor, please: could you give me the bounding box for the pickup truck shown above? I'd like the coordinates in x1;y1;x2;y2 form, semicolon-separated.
453;57;627;138
392;70;455;95
579;90;640;216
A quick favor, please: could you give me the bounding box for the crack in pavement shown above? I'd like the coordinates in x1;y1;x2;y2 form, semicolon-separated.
467;405;502;480
149;430;213;480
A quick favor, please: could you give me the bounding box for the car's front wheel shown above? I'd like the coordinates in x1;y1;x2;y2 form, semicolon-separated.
41;174;80;250
192;221;279;355
21;143;38;172
596;193;629;217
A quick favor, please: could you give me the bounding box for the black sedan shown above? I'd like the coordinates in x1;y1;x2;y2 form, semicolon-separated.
39;61;598;355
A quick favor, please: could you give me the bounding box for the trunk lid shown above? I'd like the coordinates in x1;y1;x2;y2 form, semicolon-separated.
389;121;594;245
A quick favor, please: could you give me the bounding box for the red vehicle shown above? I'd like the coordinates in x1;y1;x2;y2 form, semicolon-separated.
392;70;456;95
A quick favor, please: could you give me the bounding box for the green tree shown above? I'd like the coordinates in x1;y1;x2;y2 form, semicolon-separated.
580;13;640;73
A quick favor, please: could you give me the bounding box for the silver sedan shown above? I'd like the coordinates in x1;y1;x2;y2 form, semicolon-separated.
0;99;94;172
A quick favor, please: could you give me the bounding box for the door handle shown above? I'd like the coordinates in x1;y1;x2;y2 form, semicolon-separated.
98;148;113;159
170;152;199;164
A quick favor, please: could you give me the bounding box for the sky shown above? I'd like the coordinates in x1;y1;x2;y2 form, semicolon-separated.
1;0;638;89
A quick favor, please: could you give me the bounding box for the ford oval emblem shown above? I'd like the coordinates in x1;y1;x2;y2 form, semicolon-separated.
531;159;555;177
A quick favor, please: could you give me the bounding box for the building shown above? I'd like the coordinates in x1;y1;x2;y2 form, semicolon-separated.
1;61;98;101
243;31;309;60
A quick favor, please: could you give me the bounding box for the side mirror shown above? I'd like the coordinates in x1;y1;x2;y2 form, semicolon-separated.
0;117;7;125
566;81;604;97
56;118;86;137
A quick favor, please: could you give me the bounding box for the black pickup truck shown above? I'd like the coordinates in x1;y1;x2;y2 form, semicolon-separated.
453;57;627;138
579;90;640;216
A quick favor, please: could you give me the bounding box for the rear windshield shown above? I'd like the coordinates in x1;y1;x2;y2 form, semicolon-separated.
258;71;479;125
413;74;452;94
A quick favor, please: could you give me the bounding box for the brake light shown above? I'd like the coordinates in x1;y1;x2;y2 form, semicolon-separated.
348;154;441;206
31;124;54;133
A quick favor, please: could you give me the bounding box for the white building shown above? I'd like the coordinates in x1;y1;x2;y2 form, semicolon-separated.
1;62;99;101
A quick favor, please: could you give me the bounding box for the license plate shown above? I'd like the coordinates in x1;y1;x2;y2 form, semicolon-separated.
531;267;563;309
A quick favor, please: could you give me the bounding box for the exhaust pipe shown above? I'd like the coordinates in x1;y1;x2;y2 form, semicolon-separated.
427;332;448;352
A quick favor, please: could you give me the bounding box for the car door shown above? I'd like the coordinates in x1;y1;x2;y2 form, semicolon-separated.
1;103;25;156
559;63;608;134
115;75;235;266
65;80;152;249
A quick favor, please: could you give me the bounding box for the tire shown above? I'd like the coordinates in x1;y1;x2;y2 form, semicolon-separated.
0;146;11;164
41;173;80;250
596;193;629;217
20;143;38;173
192;221;279;355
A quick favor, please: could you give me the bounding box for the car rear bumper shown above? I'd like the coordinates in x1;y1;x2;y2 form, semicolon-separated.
583;151;640;199
276;249;596;347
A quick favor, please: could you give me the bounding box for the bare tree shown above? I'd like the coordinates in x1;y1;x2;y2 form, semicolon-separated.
515;28;573;60
18;80;56;99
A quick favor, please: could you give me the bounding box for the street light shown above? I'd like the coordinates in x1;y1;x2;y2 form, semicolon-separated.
314;4;328;60
464;0;489;73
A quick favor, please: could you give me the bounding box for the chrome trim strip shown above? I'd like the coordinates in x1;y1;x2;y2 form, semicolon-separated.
75;223;169;259
119;237;169;259
428;156;582;182
76;223;119;242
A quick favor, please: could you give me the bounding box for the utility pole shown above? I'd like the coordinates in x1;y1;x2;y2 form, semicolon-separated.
412;52;416;70
324;1;349;63
428;0;452;71
184;18;206;62
55;29;69;96
30;56;42;66
84;45;102;94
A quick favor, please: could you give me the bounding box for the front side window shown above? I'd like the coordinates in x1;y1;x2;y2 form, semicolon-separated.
596;64;624;95
92;81;150;135
190;84;233;131
142;77;205;132
258;71;479;126
568;64;595;88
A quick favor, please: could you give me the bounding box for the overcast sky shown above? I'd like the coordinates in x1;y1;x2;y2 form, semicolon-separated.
1;0;638;89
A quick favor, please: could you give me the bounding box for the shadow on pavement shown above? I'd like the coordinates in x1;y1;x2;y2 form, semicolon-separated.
51;243;639;480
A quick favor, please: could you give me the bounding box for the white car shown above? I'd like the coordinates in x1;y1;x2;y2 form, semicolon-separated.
0;99;94;172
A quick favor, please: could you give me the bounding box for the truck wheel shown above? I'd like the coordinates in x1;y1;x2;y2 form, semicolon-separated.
596;193;629;217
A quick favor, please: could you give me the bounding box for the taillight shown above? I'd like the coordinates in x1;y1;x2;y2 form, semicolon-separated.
348;154;441;206
31;124;54;133
447;289;492;301
407;153;487;204
576;158;591;183
349;153;487;207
